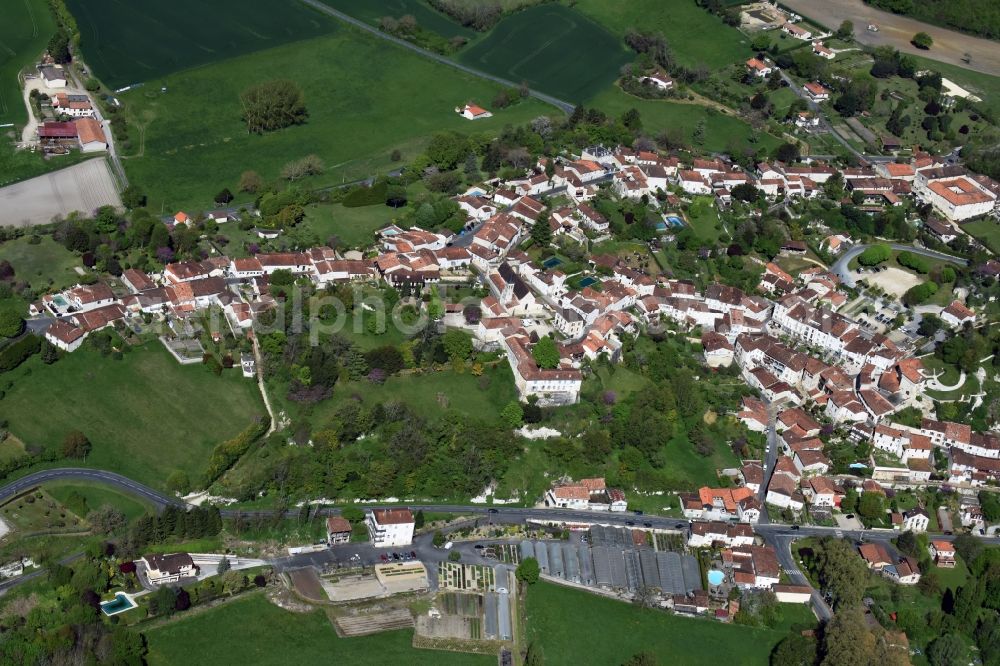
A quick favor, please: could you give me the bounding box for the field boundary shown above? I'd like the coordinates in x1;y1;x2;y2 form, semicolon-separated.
296;0;573;113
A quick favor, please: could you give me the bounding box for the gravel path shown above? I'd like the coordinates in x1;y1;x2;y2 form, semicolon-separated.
781;0;1000;77
0;158;122;227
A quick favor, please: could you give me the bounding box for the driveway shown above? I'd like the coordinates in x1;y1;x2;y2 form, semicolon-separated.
780;0;1000;77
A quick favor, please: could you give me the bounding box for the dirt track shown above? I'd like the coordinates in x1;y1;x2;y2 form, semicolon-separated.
0;158;121;227
781;0;1000;77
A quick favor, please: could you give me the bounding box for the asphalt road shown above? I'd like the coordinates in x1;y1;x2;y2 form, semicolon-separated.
9;468;1000;618
830;242;968;287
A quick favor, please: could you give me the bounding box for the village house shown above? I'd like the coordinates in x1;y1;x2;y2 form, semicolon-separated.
641;69;673;90
544;477;627;512
928;540;956;568
456;103;492;120
140;553;197;585
366;508;415;548
326;517;352;545
941;300;975;328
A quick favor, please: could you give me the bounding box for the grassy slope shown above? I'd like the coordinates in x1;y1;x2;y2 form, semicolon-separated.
527;582;815;666
570;0;750;70
275;364;519;427
65;0;338;90
0;0;55;126
0;343;265;488
458;4;632;103
303;202;403;249
590;87;781;153
0;235;81;292
45;481;152;521
143;593;492;665
961;218;1000;254
120;29;555;211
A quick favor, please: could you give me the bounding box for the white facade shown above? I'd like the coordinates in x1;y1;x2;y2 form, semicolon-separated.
366;509;415;548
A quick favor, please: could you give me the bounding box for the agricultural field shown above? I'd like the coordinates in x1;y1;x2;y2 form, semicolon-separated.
458;4;631;103
142;593;491;666
571;0;751;70
119;30;555;211
0;235;82;292
589;87;782;154
0;487;83;533
526;582;816;666
65;0;338;90
0;343;265;489
0;0;56;126
319;0;473;38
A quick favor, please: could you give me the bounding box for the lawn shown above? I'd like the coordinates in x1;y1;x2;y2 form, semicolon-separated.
526;582;816;666
143;592;491;666
685;196;727;242
570;0;751;70
962;218;1000;255
660;429;741;488
458;4;632;103
44;481;152;521
589;87;782;154
65;0;338;90
0;342;265;489
0;235;81;292
0;0;55;126
319;0;473;38
303;201;402;249
119;29;556;211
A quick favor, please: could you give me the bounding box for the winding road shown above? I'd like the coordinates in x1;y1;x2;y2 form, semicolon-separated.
830;242;968;287
8;468;1000;622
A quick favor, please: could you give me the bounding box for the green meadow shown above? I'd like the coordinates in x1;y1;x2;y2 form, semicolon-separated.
459;4;631;103
65;0;337;90
0;0;55;125
571;0;751;70
119;29;556;211
527;582;816;666
0;343;265;489
143;593;492;665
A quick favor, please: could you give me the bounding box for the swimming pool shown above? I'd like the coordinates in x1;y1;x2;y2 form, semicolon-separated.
100;592;137;616
707;570;725;586
542;256;563;269
664;215;684;228
577;276;598;288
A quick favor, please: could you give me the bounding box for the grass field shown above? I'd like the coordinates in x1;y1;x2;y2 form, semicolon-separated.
0;0;56;126
65;0;337;90
0;343;265;488
458;4;631;103
589;87;782;153
962;218;1000;254
0;487;83;532
143;592;492;665
303;201;401;249
319;0;473;38
120;29;555;211
527;582;816;666
570;0;750;70
276;363;519;426
0;235;81;292
45;481;152;521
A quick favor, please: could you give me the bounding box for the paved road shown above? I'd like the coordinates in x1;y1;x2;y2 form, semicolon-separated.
830;242;968;286
0;468;183;509
298;0;574;114
781;0;1000;77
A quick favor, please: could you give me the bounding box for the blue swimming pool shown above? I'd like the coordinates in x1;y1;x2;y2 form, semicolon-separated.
577;276;598;288
100;593;137;616
542;256;563;269
707;570;725;586
665;215;684;227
